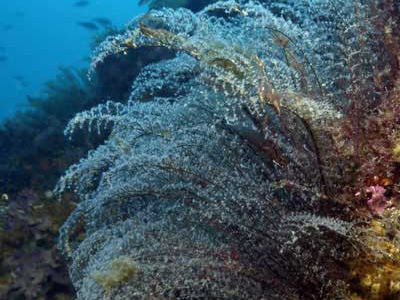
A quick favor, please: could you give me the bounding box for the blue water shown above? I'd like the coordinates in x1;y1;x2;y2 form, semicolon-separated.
0;0;146;121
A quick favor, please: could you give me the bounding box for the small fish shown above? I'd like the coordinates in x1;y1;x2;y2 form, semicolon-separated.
2;24;13;31
93;17;112;28
14;75;29;88
74;0;90;7
77;21;99;31
81;56;91;63
0;56;7;62
15;11;25;17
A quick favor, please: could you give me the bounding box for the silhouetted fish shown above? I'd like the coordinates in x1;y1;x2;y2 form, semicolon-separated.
74;0;90;7
14;75;29;88
0;56;7;62
77;22;99;31
2;24;13;31
93;17;112;27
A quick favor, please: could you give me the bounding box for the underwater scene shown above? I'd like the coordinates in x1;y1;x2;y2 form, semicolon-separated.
1;0;400;299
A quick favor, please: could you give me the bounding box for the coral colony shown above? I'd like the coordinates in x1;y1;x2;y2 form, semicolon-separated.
54;1;400;300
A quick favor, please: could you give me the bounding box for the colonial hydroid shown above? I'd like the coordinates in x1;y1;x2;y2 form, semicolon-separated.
55;1;400;299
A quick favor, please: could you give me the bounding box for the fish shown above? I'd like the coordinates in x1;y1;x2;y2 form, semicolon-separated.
74;0;90;7
82;56;91;63
14;75;29;88
93;17;112;28
0;56;7;62
2;24;13;31
77;22;99;31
